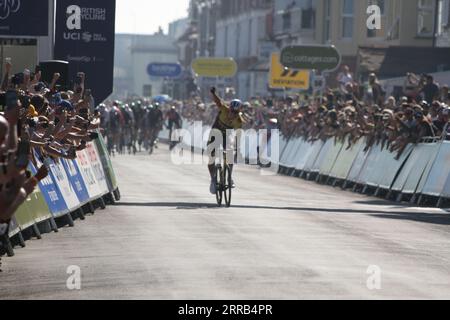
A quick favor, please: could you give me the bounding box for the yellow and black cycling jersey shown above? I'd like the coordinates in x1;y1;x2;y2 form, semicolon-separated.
212;98;244;132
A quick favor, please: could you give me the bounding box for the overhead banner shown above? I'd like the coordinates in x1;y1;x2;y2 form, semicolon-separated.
280;45;341;72
192;58;237;78
54;0;116;104
147;63;182;78
0;0;49;36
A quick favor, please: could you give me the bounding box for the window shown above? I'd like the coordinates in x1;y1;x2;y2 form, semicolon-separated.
438;0;450;35
301;0;316;29
282;11;291;31
367;0;386;38
417;0;436;37
324;0;331;41
342;0;354;38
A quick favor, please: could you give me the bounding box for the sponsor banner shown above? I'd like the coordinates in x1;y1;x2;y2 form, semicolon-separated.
14;187;52;230
30;152;69;217
147;63;182;78
61;158;90;205
8;217;20;237
85;141;109;194
75;148;104;199
54;0;116;104
191;58;237;78
0;0;49;36
94;135;118;191
46;158;80;212
269;53;310;89
280;45;341;72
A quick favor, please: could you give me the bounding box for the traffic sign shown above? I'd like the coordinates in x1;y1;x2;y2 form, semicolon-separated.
191;58;237;78
269;53;310;89
147;63;182;78
280;45;341;72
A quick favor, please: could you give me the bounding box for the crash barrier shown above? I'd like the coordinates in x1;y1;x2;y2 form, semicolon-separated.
164;120;450;207
276;133;450;208
0;134;120;258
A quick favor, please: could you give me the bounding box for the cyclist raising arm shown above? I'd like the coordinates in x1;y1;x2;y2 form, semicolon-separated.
207;87;244;194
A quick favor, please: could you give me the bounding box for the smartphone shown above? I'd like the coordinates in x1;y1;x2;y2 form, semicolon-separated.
16;141;30;169
34;165;49;182
5;90;18;111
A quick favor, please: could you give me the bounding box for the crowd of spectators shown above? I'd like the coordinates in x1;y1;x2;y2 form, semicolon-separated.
179;66;450;160
0;60;101;236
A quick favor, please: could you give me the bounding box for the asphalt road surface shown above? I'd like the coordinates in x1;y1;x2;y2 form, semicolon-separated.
1;146;450;300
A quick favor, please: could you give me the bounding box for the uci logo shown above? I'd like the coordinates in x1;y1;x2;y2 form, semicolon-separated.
0;0;21;20
66;4;82;30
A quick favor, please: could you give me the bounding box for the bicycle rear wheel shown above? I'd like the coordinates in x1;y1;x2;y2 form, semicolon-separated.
216;165;223;207
224;165;232;207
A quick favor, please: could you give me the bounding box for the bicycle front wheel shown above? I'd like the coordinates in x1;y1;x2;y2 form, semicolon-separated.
224;165;232;208
216;166;223;207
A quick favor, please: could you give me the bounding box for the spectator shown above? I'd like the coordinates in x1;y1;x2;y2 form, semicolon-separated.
420;75;440;104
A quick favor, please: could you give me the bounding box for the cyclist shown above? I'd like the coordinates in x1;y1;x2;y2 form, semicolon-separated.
166;105;182;150
207;87;244;194
148;103;164;153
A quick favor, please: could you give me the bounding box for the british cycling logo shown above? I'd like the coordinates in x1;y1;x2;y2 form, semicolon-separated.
0;0;20;20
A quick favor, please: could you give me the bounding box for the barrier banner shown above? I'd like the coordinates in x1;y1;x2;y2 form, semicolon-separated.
310;139;333;173
421;142;450;197
303;140;325;172
372;145;413;190
14;187;52;232
329;138;364;180
346;139;371;183
402;143;438;195
11;204;33;231
278;135;289;162
8;217;19;237
391;143;439;194
284;138;303;168
94;135;118;191
318;140;343;176
61;158;90;205
358;144;384;186
76;148;106;199
295;139;314;171
85;142;109;194
279;138;296;166
30;153;69;217
47;157;80;212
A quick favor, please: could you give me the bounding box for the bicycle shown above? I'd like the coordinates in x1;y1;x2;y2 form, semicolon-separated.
215;149;233;208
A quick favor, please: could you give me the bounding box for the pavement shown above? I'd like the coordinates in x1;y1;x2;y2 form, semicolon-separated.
1;146;450;300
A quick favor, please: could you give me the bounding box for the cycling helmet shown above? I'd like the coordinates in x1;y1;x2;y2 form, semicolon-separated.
230;99;242;111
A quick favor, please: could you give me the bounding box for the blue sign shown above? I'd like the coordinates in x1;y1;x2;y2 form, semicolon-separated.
61;159;90;205
30;153;68;217
0;0;49;36
147;63;182;78
54;0;116;104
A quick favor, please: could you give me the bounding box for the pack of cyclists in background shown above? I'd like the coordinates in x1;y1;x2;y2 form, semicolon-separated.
96;99;182;156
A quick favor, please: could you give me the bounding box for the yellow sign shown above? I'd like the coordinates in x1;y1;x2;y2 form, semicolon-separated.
269;53;310;89
191;58;238;77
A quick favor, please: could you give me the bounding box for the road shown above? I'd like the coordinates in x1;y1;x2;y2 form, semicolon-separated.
1;146;450;300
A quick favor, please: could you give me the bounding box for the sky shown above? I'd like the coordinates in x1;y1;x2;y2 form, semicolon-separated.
115;0;190;35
